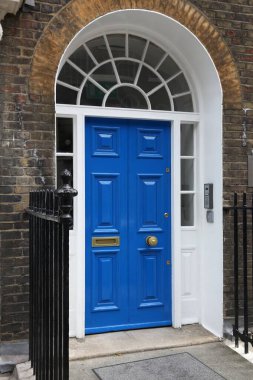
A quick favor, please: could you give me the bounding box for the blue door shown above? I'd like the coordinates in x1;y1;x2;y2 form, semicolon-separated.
85;117;171;334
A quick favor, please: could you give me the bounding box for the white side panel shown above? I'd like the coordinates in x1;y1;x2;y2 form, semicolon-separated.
69;232;76;336
181;247;199;324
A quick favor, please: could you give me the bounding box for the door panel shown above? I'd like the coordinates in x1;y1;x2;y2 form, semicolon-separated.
128;120;171;325
85;117;171;334
92;174;120;233
92;249;120;312
138;174;163;231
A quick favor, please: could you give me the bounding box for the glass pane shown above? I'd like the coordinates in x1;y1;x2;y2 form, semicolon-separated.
181;124;194;156
56;118;73;153
80;80;104;106
91;62;117;90
137;66;161;93
181;194;194;226
157;55;180;80
58;62;84;87
69;45;95;74
174;94;193;112
56;84;77;105
106;86;148;109
128;35;146;60
107;34;125;58
115;60;139;83
86;36;109;63
145;42;165;68
149;86;171;111
169;73;189;95
181;159;194;191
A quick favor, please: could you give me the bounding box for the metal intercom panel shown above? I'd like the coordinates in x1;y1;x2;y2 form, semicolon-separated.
204;183;213;209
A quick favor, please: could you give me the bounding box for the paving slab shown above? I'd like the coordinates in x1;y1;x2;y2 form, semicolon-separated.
69;324;218;360
69;342;253;380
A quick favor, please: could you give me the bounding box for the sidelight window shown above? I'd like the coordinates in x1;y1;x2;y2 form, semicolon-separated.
56;117;74;186
180;124;195;227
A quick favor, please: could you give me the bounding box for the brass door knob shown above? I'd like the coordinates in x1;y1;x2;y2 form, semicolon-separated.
146;236;158;247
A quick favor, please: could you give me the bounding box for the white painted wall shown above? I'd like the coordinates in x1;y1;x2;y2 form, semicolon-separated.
56;10;223;338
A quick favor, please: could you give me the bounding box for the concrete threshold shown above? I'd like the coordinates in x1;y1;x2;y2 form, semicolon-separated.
69;324;219;361
14;325;219;379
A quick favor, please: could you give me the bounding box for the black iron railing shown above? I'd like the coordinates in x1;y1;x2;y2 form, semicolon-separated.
27;170;77;380
224;193;253;354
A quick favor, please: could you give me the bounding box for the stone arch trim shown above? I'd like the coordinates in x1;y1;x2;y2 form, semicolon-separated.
29;0;242;108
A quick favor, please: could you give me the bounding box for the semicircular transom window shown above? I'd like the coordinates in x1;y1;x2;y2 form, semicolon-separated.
56;34;194;112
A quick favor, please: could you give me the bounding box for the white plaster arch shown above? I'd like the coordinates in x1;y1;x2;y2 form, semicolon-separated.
55;10;223;338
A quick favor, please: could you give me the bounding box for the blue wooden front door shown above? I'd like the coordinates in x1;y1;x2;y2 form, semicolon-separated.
85;117;171;334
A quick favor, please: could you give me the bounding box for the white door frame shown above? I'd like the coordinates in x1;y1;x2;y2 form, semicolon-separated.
56;104;200;337
55;9;223;339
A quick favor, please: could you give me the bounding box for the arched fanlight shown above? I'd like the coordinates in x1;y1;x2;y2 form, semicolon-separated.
56;33;193;112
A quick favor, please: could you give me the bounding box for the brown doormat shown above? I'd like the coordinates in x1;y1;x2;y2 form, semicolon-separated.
93;352;226;380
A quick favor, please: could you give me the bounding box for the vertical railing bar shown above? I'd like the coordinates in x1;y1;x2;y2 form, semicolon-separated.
29;192;33;362
63;220;69;380
55;169;77;380
39;190;43;380
234;192;239;348
49;190;54;380
42;190;46;380
252;194;253;340
32;191;36;369
37;190;41;379
45;190;50;380
35;190;40;378
58;223;63;380
243;192;249;354
54;219;59;380
34;191;39;375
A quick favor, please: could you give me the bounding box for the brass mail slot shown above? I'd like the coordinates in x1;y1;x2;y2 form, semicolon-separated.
92;236;120;247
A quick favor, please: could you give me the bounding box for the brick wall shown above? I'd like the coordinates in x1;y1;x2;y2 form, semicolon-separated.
0;0;71;341
0;0;253;340
191;0;253;322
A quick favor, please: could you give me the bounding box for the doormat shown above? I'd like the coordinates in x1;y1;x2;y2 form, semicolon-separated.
93;352;226;380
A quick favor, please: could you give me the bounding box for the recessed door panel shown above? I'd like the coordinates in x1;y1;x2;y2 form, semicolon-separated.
92;249;120;312
138;174;163;231
85;117;171;333
92;126;120;157
137;128;163;158
92;174;120;233
138;248;164;308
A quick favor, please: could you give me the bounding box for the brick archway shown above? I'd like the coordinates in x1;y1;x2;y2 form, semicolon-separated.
29;0;242;108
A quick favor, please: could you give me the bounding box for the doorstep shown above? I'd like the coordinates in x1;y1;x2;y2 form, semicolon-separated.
69;324;219;361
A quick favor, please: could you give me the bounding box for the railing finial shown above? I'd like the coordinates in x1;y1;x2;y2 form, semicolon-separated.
55;169;78;223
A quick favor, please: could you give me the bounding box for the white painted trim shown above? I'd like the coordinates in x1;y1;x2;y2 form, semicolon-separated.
75;113;85;337
56;104;200;122
102;83;151;109
171;119;182;328
56;106;197;337
55;9;223;339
